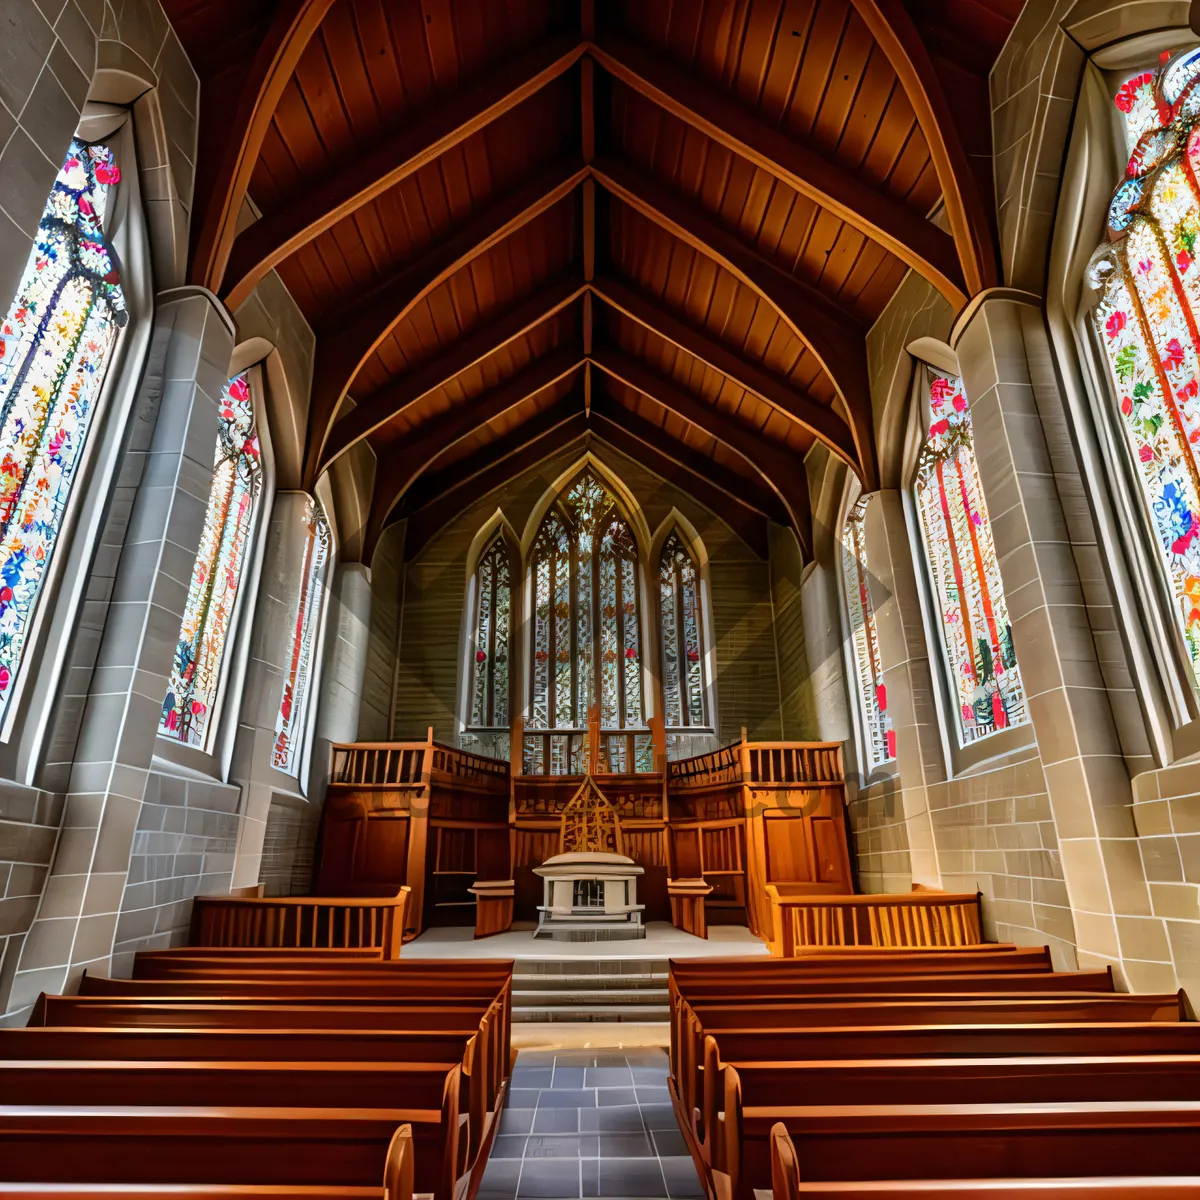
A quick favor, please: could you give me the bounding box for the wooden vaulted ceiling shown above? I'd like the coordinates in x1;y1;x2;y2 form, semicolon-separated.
165;0;1021;561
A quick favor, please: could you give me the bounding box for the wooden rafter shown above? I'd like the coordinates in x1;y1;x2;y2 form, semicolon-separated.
302;158;587;489
592;345;813;555
189;0;335;294
591;157;876;488
587;31;967;309
398;409;591;561
367;350;584;549
318;276;585;474
848;0;999;297
590;273;860;472
221;35;587;310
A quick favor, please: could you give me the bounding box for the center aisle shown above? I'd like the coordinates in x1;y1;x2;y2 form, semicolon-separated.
480;1046;704;1200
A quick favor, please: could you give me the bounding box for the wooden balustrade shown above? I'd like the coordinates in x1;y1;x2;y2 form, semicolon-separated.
330;732;508;789
767;887;983;955
190;888;411;959
667;741;742;790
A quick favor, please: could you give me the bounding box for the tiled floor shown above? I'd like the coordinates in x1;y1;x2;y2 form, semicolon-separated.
480;1047;704;1200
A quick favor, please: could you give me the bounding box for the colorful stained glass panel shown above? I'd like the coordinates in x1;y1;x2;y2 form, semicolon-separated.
659;531;708;730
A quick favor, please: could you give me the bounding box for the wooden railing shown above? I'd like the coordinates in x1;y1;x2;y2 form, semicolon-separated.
190;887;411;959
746;741;842;785
521;728;655;775
331;729;508;789
667;741;742;789
766;887;983;955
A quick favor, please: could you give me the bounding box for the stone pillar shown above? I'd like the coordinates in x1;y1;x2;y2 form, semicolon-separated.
862;491;943;891
799;564;851;746
7;289;233;1015
954;294;1165;987
228;492;319;890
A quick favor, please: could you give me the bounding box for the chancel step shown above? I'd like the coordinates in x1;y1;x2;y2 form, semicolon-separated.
512;957;670;1023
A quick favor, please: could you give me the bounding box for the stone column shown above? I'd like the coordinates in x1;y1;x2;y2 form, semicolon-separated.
862;491;943;892
228;492;318;890
954;294;1167;988
7;289;233;1015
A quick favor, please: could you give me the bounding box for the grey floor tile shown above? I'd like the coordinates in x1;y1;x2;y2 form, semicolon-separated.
592;1053;631;1068
501;1108;535;1135
595;1087;636;1107
625;1049;668;1066
639;1103;679;1130
517;1051;558;1067
513;1067;554;1087
533;1108;581;1134
479;1158;521;1200
553;1052;598;1067
598;1131;655;1158
660;1156;704;1199
580;1105;646;1133
551;1065;586;1087
631;1066;668;1085
635;1087;671;1105
580;1158;598;1197
594;1157;668;1198
517;1157;582;1198
491;1135;529;1159
585;1066;633;1086
539;1087;595;1108
508;1089;543;1108
524;1135;586;1159
651;1128;688;1158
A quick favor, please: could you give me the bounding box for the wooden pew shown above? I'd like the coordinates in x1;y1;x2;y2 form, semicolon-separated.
675;970;1115;997
762;1122;1200;1199
0;1106;455;1198
670;947;1054;975
730;1101;1200;1199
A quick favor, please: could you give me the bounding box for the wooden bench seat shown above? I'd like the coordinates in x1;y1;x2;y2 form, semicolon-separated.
134;948;388;963
672;971;1114;997
670;949;1053;975
733;1101;1200;1198
78;975;506;1001
0;1107;454;1197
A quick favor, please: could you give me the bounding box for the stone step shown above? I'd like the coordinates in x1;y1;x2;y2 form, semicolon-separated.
512;1003;671;1023
513;973;666;991
513;988;670;1006
513;959;669;976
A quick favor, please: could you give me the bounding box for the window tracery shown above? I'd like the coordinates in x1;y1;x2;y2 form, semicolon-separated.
160;372;262;749
525;469;650;774
914;365;1027;746
1091;50;1200;695
467;535;512;737
0;140;126;722
659;530;708;732
273;496;330;772
842;494;895;768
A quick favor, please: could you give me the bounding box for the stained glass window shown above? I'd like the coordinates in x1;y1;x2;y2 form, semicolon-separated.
0;140;127;723
842;495;894;768
660;531;708;730
1092;50;1200;696
467;536;511;733
914;365;1026;746
273;496;331;772
525;469;644;772
160;372;262;749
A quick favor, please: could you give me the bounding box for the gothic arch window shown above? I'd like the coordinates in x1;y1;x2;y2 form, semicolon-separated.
659;530;708;732
1091;50;1200;696
0;140;127;724
160;371;263;749
465;535;512;751
273;496;331;772
913;365;1027;746
841;494;895;769
525;468;649;774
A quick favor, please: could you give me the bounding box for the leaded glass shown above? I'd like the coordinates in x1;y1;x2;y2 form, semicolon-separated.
0;140;126;722
841;496;894;768
273;496;331;771
161;372;262;748
466;536;511;738
526;468;646;767
1092;50;1200;696
659;531;708;730
914;366;1026;746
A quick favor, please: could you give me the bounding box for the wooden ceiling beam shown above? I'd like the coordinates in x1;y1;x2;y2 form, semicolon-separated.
587;32;967;309
590;157;876;488
368;349;584;550
847;0;999;297
319;275;585;474
398;408;591;561
303;157;587;489
589;272;859;472
189;0;335;295
589;402;774;557
592;345;813;556
221;34;586;310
